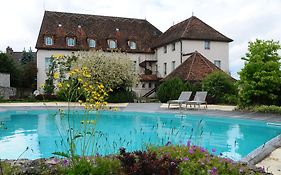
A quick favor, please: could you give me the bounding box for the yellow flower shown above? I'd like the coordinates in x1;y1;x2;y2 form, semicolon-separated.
57;82;62;88
66;83;70;88
53;72;59;79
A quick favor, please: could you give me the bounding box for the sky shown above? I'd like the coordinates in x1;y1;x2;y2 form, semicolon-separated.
0;0;280;79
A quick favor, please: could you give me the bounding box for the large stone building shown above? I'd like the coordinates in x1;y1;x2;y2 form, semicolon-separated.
36;11;232;97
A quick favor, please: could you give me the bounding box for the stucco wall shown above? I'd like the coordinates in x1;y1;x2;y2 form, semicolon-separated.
156;40;229;78
0;87;16;99
0;73;10;87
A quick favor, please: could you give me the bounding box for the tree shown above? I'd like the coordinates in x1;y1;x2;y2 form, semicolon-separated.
156;78;190;103
20;48;37;89
202;71;237;104
237;39;281;106
0;52;21;87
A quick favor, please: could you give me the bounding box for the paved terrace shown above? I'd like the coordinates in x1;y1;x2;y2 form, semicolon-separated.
0;102;280;174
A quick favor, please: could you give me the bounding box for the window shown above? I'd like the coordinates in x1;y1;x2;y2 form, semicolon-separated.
172;43;175;51
67;37;76;46
164;63;167;75
128;41;136;49
142;83;146;88
108;39;117;49
135;83;139;88
172;61;175;71
45;57;51;71
148;83;152;88
164;45;167;53
214;60;221;68
133;61;137;72
205;41;210;50
44;36;53;46
88;39;96;48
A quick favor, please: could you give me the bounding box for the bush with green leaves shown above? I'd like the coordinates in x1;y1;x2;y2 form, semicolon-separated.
202;71;237;104
0;53;21;87
107;87;136;103
238;39;281;106
156;78;190;103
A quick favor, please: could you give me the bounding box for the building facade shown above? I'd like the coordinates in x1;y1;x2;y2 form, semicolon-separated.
36;11;232;97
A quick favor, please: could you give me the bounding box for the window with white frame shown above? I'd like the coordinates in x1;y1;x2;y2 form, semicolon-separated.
172;61;175;71
108;39;117;49
204;41;210;50
45;57;52;71
172;43;175;51
214;60;221;68
88;39;96;48
164;45;167;53
164;63;167;75
128;41;136;49
44;36;53;46
67;37;76;46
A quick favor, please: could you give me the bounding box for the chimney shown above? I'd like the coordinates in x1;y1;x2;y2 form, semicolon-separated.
6;46;14;55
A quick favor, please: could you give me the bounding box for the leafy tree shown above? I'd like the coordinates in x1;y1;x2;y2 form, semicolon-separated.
0;52;21;87
202;71;237;104
21;48;34;64
238;39;281;106
156;78;190;103
20;48;37;89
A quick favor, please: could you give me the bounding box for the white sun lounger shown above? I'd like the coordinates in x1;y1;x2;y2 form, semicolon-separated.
168;91;192;109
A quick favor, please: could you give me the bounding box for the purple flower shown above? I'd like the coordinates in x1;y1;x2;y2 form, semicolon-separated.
63;159;69;165
171;161;175;166
189;149;193;154
212;148;216;153
211;167;217;175
219;152;223;156
187;140;191;147
239;168;244;173
200;147;205;152
183;157;189;161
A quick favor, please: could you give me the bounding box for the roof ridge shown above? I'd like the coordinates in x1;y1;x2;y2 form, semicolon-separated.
45;10;147;22
186;51;196;79
181;16;193;38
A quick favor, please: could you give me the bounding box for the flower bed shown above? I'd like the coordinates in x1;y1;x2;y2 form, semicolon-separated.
1;145;270;175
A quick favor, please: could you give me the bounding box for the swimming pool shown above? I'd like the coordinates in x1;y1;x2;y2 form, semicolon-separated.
0;109;280;160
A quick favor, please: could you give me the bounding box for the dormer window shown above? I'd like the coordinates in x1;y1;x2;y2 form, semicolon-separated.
88;39;96;48
108;39;117;49
67;37;76;46
128;41;136;50
44;36;53;46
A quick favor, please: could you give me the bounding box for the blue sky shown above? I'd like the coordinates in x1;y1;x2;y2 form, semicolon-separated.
0;0;280;79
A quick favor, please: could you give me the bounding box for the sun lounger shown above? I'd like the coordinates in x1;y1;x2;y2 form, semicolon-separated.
187;91;208;108
168;91;192;109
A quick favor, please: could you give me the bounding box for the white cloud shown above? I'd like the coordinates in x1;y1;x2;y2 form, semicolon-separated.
0;0;280;78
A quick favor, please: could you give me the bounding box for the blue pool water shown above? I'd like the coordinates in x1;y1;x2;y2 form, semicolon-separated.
0;109;280;160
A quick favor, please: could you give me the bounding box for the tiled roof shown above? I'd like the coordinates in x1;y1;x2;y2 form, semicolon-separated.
153;16;233;48
161;51;223;82
36;11;162;53
139;74;160;82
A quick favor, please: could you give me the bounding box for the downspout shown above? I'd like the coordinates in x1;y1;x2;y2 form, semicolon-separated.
180;40;183;63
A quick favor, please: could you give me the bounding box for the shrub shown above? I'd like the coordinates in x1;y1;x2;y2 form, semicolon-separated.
149;145;266;175
60;157;121;175
107;88;136;103
0;53;21;87
156;78;190;103
202;71;237;104
118;148;180;175
238;105;281;115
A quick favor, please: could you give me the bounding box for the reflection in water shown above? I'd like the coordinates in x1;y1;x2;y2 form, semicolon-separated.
0;110;280;160
224;124;243;160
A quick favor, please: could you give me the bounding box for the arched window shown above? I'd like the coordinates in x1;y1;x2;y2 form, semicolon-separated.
88;39;96;48
128;41;136;49
67;37;76;46
44;36;53;46
107;39;117;49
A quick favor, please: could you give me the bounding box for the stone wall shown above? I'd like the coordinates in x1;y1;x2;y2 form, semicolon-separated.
0;86;16;99
0;73;10;87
